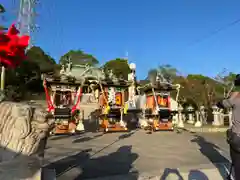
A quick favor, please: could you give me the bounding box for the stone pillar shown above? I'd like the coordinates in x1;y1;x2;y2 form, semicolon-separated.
212;105;222;126
177;105;184;128
201;106;207;124
138;96;148;128
0;102;55;180
76;110;85;132
182;112;186;122
172;108;178;126
119;109;127;129
194;111;201;127
219;109;224;126
195;106;206;127
201;106;206;123
187;106;195;124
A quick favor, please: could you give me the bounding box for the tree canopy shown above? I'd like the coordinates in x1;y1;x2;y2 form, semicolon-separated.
145;66;237;108
59;50;99;66
3;46;57;100
147;64;178;82
103;58;131;80
0;4;6;30
26;46;57;73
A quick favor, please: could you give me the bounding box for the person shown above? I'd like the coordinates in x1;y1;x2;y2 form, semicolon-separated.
217;91;240;179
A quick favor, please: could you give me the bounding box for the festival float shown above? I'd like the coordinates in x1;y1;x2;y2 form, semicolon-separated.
42;62;85;135
58;62;141;133
96;71;131;132
140;73;180;132
93;63;142;132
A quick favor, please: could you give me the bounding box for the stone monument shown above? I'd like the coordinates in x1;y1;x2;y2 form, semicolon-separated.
0;100;55;179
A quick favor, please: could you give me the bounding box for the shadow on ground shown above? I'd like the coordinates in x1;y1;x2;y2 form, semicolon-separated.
75;145;139;179
160;167;210;180
191;135;231;180
45;145;139;180
45;131;138;179
188;170;209;180
0;146;43;179
45;148;92;177
72;133;104;143
50;134;77;141
72;127;136;144
160;168;208;180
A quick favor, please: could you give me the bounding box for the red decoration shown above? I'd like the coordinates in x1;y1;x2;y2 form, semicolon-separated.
0;24;30;68
43;79;54;112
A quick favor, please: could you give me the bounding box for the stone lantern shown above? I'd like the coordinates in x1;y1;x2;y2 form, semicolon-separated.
177;105;184;128
187;105;195;124
212;105;221;126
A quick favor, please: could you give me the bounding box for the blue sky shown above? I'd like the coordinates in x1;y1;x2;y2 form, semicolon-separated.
3;0;240;79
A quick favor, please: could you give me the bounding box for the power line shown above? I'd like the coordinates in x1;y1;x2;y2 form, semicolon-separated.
188;17;240;46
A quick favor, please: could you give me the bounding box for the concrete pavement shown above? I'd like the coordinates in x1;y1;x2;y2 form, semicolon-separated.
31;99;232;179
43;130;232;180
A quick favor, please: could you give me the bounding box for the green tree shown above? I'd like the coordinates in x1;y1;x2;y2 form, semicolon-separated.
4;60;42;101
222;72;240;93
147;64;178;82
0;4;6;30
26;46;56;73
103;58;131;80
147;68;157;80
60;50;99;66
146;64;226;107
4;46;56;100
172;74;224;108
158;64;178;81
214;71;240;97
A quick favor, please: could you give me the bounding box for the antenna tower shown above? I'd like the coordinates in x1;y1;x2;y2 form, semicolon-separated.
17;0;39;47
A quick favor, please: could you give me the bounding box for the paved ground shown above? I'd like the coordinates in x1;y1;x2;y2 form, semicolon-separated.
43;130;232;180
31;100;232;179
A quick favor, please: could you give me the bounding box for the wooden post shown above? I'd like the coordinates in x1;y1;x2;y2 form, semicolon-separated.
1;66;5;90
